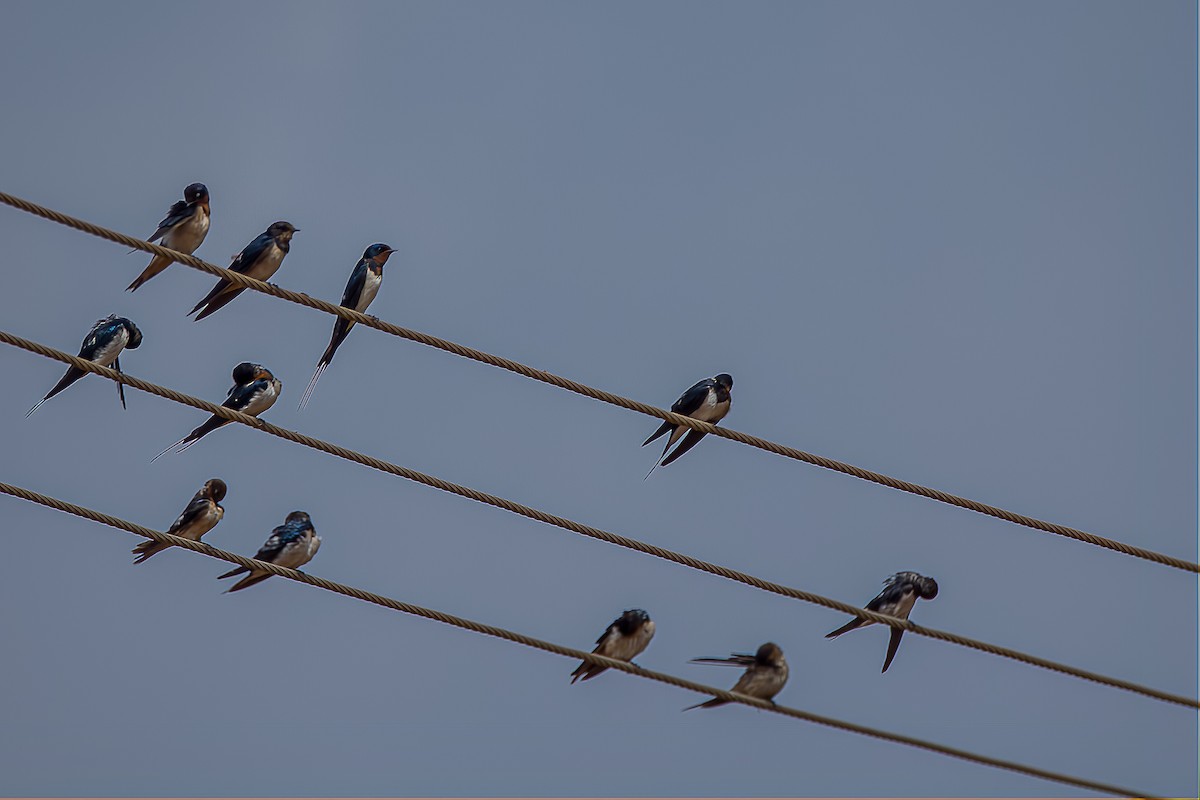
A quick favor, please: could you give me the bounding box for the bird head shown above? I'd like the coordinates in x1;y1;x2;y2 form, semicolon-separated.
204;478;228;502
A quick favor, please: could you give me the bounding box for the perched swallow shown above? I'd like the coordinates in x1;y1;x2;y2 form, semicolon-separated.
152;363;280;460
188;221;297;320
826;572;939;673
298;243;396;410
127;182;211;292
217;511;320;593
642;373;733;477
27;315;143;416
570;609;656;683
132;478;227;564
685;642;789;710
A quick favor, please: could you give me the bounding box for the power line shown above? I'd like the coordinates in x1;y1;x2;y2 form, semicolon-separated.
4;328;1195;712
1;189;1193;574
0;479;1161;800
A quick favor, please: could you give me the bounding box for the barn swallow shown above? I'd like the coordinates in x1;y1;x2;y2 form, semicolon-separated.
152;363;280;460
127;182;211;292
642;373;733;477
217;511;320;593
570;609;655;683
826;572;939;673
188;221;297;320
685;642;789;710
132;478;227;563
26;315;143;416
298;243;396;410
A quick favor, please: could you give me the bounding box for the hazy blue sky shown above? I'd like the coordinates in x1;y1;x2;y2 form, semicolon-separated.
0;1;1195;796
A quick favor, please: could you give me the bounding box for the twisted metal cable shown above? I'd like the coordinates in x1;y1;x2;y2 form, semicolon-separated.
1;189;1193;573
3;329;1195;713
0;480;1161;800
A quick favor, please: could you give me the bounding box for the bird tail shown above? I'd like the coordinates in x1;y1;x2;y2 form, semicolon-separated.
114;356;127;410
225;571;271;593
643;428;679;481
570;661;607;684
26;367;87;417
126;254;171;292
132;539;171;564
298;349;335;411
641;421;673;447
825;617;868;639
217;565;248;580
881;627;905;673
683;697;727;711
659;429;708;468
152;416;227;462
189;280;241;320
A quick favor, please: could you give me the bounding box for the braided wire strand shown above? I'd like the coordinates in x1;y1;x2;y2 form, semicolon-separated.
0;190;1194;572
3;328;1195;712
0;479;1162;800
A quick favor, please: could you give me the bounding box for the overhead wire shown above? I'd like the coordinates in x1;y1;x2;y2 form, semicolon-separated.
2;327;1195;712
0;479;1163;800
1;189;1195;573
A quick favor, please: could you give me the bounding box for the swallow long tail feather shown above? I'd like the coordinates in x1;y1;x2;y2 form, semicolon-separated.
642;420;673;447
226;571;271;593
150;417;226;462
298;361;329;410
644;426;684;480
193;290;245;321
881;627;905;673
217;565;248;580
659;429;708;467
26;367;86;416
298;326;347;410
570;662;606;684
151;438;188;463
826;617;868;639
683;697;728;711
132;540;171;564
126;254;171;292
114;357;127;409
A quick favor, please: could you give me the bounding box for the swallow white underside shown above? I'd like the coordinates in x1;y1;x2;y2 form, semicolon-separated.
161;208;210;255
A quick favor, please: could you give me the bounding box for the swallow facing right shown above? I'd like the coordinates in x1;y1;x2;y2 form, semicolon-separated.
570;609;656;683
127;182;211;292
642;373;733;477
27;315;143;416
132;478;227;563
188;221;297;320
298;243;396;410
826;572;939;673
217;511;321;593
152;363;280;460
685;642;789;710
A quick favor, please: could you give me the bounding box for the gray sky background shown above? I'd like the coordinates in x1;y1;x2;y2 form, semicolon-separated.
0;1;1195;796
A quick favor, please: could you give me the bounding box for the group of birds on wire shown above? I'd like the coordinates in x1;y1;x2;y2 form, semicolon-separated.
20;181;943;709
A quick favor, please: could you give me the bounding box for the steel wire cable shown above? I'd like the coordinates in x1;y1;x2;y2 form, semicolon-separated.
2;328;1195;712
0;479;1162;800
1;190;1194;573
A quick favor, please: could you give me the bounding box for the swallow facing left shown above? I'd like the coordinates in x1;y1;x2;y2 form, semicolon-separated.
298;243;396;410
570;609;656;683
642;373;733;477
127;182;211;292
188;221;297;320
152;363;280;460
132;478;227;563
27;315;143;416
685;642;789;710
217;511;320;593
826;571;939;673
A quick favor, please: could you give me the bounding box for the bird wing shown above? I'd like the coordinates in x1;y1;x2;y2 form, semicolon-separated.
148;200;193;242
